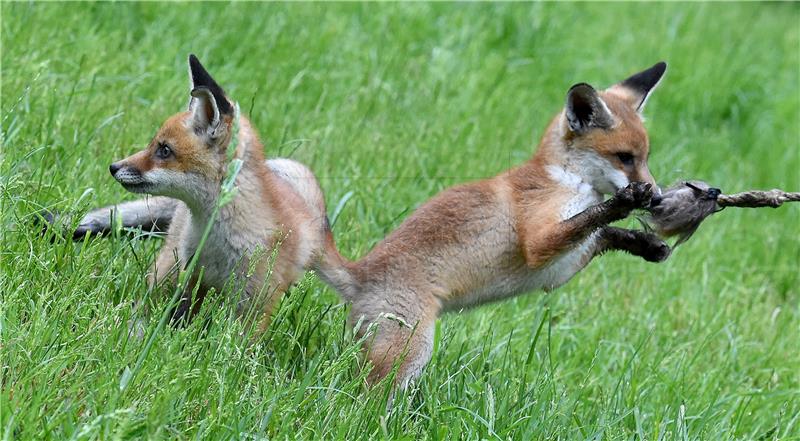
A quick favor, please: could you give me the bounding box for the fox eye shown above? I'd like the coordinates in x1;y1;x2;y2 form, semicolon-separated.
616;152;635;166
156;143;173;159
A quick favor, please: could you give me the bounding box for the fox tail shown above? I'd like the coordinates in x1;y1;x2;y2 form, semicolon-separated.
266;158;359;300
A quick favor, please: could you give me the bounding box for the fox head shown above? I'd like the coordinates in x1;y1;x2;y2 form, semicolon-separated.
109;54;235;205
552;62;667;197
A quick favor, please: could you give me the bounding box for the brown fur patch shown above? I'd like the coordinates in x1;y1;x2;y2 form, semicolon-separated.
119;112;226;179
123;149;155;173
563;91;656;187
155;113;221;176
351;182;498;285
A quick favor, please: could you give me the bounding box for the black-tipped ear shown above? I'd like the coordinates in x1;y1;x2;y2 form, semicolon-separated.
611;61;667;111
190;87;220;133
188;54;232;116
565;83;614;134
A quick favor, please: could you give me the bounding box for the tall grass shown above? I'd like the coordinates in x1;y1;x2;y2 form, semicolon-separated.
2;3;798;439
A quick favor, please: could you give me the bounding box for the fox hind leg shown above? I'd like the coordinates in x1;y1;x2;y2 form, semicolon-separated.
237;256;297;340
351;299;437;392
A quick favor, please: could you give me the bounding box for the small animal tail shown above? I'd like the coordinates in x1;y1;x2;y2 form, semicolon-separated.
316;226;360;300
267;158;359;299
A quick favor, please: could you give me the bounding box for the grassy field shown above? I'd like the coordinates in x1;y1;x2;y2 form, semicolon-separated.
2;2;799;440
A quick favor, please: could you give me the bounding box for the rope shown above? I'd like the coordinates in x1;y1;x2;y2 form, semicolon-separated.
716;190;800;208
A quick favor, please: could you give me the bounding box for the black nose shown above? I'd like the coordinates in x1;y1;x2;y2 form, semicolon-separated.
649;193;663;207
109;163;122;176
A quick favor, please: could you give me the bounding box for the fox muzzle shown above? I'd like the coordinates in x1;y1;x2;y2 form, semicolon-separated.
110;162;148;191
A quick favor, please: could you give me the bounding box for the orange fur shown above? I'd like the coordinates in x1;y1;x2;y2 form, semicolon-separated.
315;62;671;391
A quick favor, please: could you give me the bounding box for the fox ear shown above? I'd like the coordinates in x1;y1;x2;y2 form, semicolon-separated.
187;54;233;137
608;61;667;112
565;83;614;134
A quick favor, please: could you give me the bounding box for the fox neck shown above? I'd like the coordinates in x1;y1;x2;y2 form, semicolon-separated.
183;117;268;223
530;116;623;196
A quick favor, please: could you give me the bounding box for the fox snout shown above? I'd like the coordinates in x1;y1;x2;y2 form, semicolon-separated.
638;169;661;198
109;161;139;181
109;161;148;192
109;162;122;176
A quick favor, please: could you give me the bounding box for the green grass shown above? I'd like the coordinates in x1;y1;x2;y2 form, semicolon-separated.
2;2;799;439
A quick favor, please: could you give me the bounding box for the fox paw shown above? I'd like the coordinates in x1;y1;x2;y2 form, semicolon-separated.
641;236;671;262
613;182;654;210
72;222;104;240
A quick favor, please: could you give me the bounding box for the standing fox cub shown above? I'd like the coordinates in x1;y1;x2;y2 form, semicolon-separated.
101;55;331;333
67;60;669;389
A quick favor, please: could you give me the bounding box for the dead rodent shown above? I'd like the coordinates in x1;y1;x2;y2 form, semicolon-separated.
645;181;722;246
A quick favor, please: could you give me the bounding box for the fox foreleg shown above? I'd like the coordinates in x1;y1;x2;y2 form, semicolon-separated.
596;226;671;262
41;196;178;240
524;182;655;268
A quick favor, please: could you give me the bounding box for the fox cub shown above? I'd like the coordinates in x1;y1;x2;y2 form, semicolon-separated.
68;60;669;390
312;62;672;388
105;55;331;333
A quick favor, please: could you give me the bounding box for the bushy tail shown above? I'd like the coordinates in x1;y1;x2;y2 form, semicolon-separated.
267;158;359;299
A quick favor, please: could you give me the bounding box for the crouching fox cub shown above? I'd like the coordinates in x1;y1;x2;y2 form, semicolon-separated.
102;55;332;334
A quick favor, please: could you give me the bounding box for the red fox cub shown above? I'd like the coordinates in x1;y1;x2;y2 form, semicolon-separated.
67;61;669;390
311;62;672;389
106;55;330;333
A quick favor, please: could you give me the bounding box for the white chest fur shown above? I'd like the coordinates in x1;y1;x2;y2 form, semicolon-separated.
545;164;604;219
181;200;273;290
539;164;604;286
181;214;237;288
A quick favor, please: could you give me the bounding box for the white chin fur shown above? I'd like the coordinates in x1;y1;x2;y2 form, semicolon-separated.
122;183;152;194
552;149;629;195
604;170;630;194
143;168;215;205
114;168;145;186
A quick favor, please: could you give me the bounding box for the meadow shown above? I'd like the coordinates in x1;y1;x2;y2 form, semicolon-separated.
1;2;798;439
